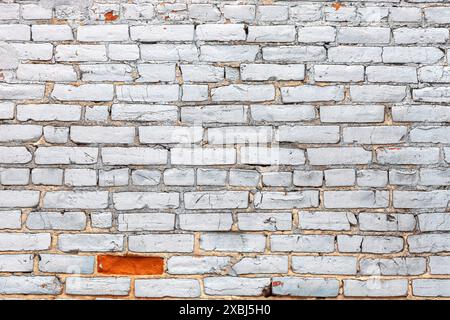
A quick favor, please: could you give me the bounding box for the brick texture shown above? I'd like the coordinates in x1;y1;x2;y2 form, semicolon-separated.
0;0;449;300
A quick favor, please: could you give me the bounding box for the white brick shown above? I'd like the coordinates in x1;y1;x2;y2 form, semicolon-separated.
129;234;194;253
113;192;179;210
32;25;73;41
281;85;344;103
314;65;364;82
116;84;179;102
241;64;305;81
131;25;194;42
52;84;113;102
0;233;50;251
56;45;107;62
66;277;130;296
197;24;245;41
135;279;200;298
247;26;296;42
77;25;129;41
171;147;236;165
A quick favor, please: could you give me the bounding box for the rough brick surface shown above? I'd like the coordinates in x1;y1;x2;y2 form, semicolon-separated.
0;0;449;300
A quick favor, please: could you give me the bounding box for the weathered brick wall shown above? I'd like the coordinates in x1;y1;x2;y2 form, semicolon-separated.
0;0;449;299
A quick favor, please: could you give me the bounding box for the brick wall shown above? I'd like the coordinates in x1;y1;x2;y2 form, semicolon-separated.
0;0;449;299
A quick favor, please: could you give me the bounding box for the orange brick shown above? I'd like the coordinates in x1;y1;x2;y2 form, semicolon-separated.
97;255;164;275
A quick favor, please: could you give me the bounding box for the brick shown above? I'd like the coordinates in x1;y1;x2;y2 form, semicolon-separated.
200;233;265;252
328;46;382;63
116;84;179;102
58;234;124;252
281;85;344;103
141;44;198;62
113;192;179;210
324;191;389;209
278;125;339;144
204;277;270;296
241;147;306;165
271;235;335;253
0;254;33;272
418;213;450;232
337;235;403;253
343;126;407;144
298;26;336;43
314;65;364;82
0;276;61;295
43;191;108;209
272;277;339;297
308;147;372;165
232;256;288;274
247;26;296;42
0;211;22;229
324;169;355;187
111;104;177;122
254;191;319;209
129;234;194;253
0;84;45;100
238;212;292;231
118;213;175;231
55;45;107;62
179;213;232;231
344;279;408;297
0;233;50;251
299;211;356;231
383;47;444;64
17;104;81;122
71;126;135;144
81;64;133;82
52;84;113;102
257;6;288;22
135;279;200;298
185;191;247;210
168;256;230;276
0;24;30;40
223;5;255;22
131;25;194;42
197;24;245;41
359;213;416;232
26;212;86;231
172;148;236;166
430;256;450;275
251;104;316;122
394;191;448;209
241;64;305;81
212;84;275;102
0;190;40;208
97;255;163;275
424;7;450;24
413;279;450;297
394;28;448;44
102;148;167;165
66;277;130;296
360;258;426;276
376;147;440;165
292;256;357;275
337;27;390;44
32;25;73;41
39;254;94;274
263;46;326;62
392;105;450;122
200;45;259;62
77;25;129;41
35;147;98;165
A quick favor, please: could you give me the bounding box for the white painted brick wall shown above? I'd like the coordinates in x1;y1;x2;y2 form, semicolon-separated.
0;0;449;300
